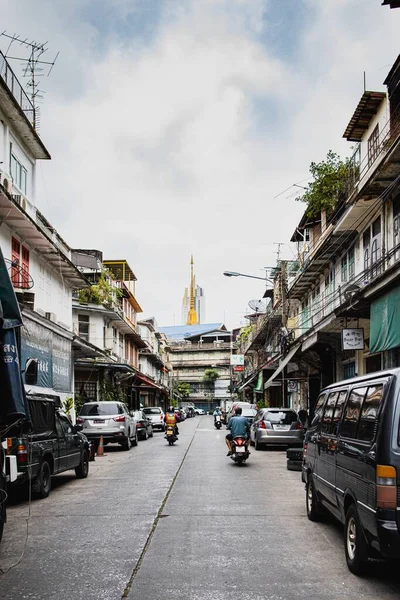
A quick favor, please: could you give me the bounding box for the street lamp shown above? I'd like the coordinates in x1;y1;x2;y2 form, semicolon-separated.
223;271;273;282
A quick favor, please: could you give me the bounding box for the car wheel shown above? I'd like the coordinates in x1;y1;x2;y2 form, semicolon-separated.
306;477;323;522
75;449;89;479
254;437;264;451
345;504;369;575
122;435;131;451
132;432;138;447
32;460;52;498
149;428;154;438
249;436;255;447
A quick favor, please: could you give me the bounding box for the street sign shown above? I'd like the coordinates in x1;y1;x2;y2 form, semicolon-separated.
342;328;364;350
233;365;244;372
231;354;244;366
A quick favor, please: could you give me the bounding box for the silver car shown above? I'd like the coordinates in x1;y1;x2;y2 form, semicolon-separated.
142;407;165;431
77;402;138;450
250;408;304;450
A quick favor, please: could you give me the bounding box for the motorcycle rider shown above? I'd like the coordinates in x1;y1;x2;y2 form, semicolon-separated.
225;406;250;456
213;406;222;424
164;406;179;435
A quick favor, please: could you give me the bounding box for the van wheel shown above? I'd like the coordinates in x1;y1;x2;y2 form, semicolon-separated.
345;505;369;575
32;460;52;498
75;450;89;479
306;478;323;521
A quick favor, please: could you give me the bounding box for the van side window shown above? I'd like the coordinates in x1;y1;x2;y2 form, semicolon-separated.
357;384;384;442
311;393;326;426
341;387;367;438
321;392;338;434
332;390;348;436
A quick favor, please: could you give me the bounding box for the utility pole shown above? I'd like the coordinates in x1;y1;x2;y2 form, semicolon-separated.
281;261;288;408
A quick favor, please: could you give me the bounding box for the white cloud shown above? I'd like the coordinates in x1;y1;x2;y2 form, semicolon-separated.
2;0;400;328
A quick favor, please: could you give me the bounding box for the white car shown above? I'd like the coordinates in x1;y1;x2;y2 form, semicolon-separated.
194;408;205;415
142;406;165;431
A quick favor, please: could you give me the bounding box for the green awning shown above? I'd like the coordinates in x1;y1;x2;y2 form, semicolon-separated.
370;285;400;353
254;371;263;392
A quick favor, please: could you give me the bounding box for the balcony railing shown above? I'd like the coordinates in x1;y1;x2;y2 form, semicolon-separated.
0;50;35;128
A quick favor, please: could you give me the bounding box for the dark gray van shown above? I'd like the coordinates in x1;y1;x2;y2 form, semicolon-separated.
302;368;400;574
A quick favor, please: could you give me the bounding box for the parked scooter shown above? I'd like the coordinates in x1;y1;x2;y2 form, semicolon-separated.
165;425;178;446
214;415;222;430
229;436;250;465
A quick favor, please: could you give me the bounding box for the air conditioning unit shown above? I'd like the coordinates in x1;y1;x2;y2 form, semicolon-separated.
12;194;27;211
0;171;12;193
45;312;57;323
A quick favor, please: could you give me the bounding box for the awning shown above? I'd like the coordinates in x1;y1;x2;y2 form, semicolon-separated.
370;285;400;352
74;360;136;374
237;371;258;392
264;344;301;390
133;372;163;390
253;371;263;393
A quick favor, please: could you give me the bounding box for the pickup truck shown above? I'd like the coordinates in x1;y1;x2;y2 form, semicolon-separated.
4;394;90;499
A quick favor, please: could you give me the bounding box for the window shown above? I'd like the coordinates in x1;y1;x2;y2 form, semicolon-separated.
10;152;27;194
78;314;90;341
368;124;379;168
341;387;367;438
332;390;348;436
363;217;381;278
357;384;384;442
311;393;326;426
11;237;30;289
341;256;348;283
341;247;355;283
348;247;355;279
321;392;338;434
343;362;356;380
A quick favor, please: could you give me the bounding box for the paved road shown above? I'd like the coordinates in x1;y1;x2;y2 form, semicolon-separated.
1;415;400;600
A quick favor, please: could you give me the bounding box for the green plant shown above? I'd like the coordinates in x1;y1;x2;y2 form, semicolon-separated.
203;369;219;386
237;325;254;344
173;381;191;399
296;150;350;217
99;379;124;403
78;269;123;306
74;393;85;416
63;397;74;415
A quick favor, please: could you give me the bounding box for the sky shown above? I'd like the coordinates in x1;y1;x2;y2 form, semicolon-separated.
2;0;400;330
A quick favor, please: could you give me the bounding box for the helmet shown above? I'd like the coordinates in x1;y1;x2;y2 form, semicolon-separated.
235;407;242;415
168;405;174;412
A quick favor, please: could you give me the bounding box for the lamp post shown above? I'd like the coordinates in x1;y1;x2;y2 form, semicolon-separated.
223;270;273;283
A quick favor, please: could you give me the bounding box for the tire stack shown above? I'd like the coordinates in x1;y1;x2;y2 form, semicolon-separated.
286;447;303;471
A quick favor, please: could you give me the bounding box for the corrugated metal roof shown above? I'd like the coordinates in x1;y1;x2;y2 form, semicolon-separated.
159;323;225;340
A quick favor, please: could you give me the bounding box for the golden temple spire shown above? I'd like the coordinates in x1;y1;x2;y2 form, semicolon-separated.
186;255;199;325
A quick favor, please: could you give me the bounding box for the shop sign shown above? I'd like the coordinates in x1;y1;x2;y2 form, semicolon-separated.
233;365;245;372
341;328;364;351
230;354;244;366
287;380;297;393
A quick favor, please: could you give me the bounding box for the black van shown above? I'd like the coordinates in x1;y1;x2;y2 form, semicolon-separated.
302;368;400;574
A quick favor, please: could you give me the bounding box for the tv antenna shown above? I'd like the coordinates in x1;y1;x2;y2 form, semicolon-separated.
248;299;267;314
0;31;59;130
273;242;284;262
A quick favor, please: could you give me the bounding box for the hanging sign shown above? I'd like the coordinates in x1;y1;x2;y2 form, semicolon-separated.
230;354;244;366
341;328;364;351
287;380;297;393
233;365;245;372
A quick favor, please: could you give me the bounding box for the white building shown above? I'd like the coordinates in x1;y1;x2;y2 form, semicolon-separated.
0;50;87;403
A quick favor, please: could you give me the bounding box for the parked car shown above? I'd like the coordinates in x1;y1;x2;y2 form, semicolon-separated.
226;402;253;425
77;402;138;450
250;408;304;450
303;368;400;574
241;407;257;425
142;407;165;431
178;406;187;420
195;408;205;415
132;410;154;440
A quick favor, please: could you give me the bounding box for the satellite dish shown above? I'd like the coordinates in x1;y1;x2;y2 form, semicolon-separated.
343;283;361;302
248;299;267;313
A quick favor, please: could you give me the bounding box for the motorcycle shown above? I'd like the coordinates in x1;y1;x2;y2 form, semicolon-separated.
165;425;177;446
230;436;250;465
214;415;222;429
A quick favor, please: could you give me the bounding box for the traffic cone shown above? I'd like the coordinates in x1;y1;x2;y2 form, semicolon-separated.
97;435;104;457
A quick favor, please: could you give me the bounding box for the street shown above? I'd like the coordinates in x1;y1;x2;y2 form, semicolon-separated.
1;416;400;600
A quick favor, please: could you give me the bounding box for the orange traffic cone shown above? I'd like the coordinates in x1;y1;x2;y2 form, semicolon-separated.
97;435;104;457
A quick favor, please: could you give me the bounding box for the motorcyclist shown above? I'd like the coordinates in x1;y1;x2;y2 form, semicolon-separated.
213;406;222;424
225;406;250;456
164;406;179;435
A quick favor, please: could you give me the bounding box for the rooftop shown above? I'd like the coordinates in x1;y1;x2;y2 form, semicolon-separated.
343;91;386;142
103;260;137;282
159;323;226;341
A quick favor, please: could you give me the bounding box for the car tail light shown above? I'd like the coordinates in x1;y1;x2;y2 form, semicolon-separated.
376;465;397;509
295;422;302;430
260;420;266;429
76;417;84;424
113;415;126;422
137;422;143;428
16;439;28;463
6;437;12;455
160;415;163;420
303;442;308;457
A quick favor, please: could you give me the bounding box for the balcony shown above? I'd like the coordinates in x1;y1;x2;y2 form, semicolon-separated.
0;51;50;159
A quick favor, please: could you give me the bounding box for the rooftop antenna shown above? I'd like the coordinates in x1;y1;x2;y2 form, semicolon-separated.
273;242;284;262
0;31;59;130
